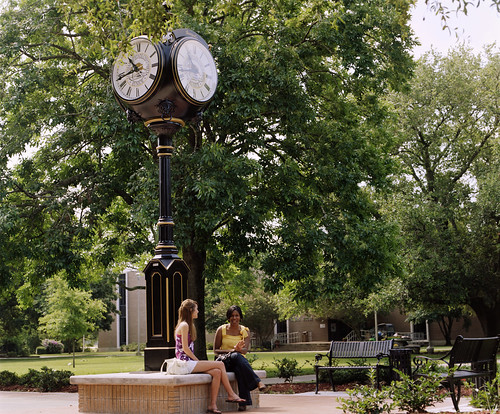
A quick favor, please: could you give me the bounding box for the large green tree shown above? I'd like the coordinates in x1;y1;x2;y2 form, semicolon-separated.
0;0;158;344
1;0;415;356
388;46;500;337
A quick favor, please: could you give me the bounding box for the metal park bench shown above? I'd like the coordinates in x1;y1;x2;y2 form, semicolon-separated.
314;339;394;393
413;335;500;412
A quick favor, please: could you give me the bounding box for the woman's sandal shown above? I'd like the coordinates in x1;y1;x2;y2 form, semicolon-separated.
226;397;246;403
207;409;222;414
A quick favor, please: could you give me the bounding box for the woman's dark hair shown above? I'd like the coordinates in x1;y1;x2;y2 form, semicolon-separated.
226;305;244;321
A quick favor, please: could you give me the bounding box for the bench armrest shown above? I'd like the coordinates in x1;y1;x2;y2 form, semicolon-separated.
314;353;329;365
413;355;446;363
413;354;450;373
376;352;390;362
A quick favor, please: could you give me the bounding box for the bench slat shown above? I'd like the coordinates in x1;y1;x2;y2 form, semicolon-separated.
330;340;393;359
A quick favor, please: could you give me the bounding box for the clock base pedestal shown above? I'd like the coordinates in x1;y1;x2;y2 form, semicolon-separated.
143;256;189;371
144;346;175;371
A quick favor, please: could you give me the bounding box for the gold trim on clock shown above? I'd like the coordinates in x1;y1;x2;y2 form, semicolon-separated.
151;272;163;337
166;277;170;342
155;244;176;250
144;118;186;127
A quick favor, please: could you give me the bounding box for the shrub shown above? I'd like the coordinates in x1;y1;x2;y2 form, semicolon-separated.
41;339;64;354
0;370;19;386
339;370;394;414
0;337;29;357
469;371;500;411
120;343;137;352
19;368;42;388
391;367;446;413
246;353;258;365
318;367;369;385
272;357;302;383
19;367;72;392
120;342;145;352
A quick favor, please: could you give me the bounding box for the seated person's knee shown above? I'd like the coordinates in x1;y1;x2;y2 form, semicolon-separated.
230;352;241;362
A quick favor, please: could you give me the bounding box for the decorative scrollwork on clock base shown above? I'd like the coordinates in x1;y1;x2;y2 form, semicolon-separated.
157;99;176;121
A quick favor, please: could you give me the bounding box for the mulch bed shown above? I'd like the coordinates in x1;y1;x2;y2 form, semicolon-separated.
264;382;353;394
264;382;476;396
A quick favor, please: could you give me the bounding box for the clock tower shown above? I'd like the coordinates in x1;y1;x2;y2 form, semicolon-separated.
111;29;217;370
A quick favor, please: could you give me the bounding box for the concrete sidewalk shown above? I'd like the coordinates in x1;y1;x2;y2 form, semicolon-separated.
0;390;482;414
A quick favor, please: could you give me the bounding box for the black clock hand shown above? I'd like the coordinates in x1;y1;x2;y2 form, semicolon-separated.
117;69;136;80
117;62;144;80
128;58;140;72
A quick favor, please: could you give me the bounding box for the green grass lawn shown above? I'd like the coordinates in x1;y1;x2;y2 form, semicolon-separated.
0;353;145;376
0;351;320;377
0;348;453;378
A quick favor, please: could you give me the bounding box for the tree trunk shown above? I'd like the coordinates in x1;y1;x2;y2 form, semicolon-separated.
437;316;453;346
182;244;208;360
72;340;76;368
470;299;500;337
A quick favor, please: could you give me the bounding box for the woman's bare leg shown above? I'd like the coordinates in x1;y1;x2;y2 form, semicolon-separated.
192;361;243;401
192;364;221;410
207;368;221;409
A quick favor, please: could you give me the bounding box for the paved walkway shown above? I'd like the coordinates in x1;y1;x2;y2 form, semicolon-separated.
0;373;482;414
0;389;483;414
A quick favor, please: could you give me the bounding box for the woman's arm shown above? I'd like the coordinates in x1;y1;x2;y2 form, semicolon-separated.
242;329;251;354
213;326;223;355
179;322;198;361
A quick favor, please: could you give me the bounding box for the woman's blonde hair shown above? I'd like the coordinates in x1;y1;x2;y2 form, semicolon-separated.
175;299;197;341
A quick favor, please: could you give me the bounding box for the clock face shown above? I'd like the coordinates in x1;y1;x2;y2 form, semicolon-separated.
172;38;218;105
112;37;162;103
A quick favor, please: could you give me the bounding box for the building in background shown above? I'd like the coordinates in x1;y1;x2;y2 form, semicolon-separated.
98;268;147;351
272;310;484;348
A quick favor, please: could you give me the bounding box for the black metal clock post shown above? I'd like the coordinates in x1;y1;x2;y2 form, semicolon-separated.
110;28;217;371
142;119;189;371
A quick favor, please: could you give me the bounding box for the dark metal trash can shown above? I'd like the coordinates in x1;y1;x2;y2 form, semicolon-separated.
389;348;412;382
